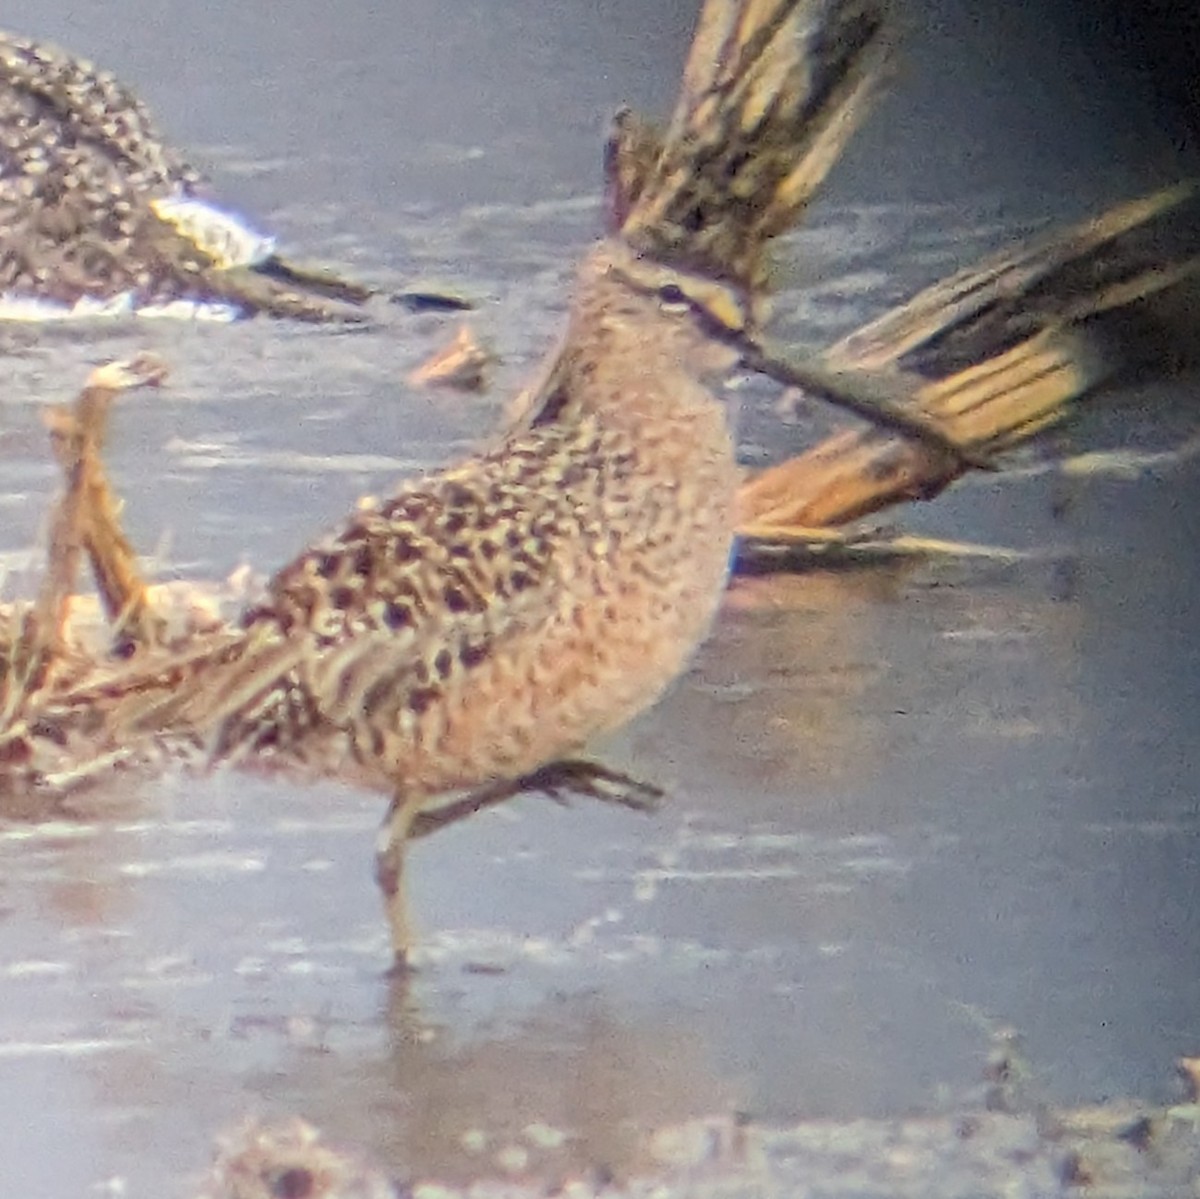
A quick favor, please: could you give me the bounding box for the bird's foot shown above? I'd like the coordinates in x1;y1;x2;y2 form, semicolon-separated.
408;758;664;843
521;757;665;812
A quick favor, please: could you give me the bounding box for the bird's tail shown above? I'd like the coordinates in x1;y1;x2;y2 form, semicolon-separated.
613;0;889;309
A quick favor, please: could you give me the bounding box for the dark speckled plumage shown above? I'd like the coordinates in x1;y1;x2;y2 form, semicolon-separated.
12;0;889;963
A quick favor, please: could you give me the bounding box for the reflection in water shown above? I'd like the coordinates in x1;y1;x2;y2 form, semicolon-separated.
0;201;1195;1190
2;521;1191;1193
3;795;737;1186
0;328;1195;1196
663;558;1087;796
304;990;734;1183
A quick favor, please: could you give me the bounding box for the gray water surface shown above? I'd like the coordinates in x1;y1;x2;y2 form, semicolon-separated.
1;3;1198;1195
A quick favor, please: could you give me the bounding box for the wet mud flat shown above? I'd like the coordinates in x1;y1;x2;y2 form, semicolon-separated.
193;1101;1200;1198
0;197;1198;1195
0;435;1197;1197
1;5;1199;1193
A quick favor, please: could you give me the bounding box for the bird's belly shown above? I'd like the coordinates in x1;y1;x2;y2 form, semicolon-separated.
405;514;735;797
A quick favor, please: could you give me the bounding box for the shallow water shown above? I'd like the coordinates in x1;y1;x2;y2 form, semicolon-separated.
1;3;1199;1195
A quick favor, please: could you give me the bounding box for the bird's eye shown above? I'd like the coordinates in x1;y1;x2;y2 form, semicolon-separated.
657;283;689;309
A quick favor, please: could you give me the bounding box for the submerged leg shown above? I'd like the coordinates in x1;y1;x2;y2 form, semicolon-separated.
381;763;660;968
374;790;424;970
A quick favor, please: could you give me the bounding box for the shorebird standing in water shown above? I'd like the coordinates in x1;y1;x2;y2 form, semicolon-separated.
0;29;374;321
13;0;922;967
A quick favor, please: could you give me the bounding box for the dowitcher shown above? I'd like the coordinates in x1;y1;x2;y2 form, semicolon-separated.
20;0;915;966
0;29;372;321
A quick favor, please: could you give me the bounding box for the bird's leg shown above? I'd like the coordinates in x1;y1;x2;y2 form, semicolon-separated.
407;776;526;841
522;758;664;811
409;758;663;842
374;789;424;971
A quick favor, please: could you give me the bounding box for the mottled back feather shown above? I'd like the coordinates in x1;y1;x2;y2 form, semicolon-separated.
29;0;888;801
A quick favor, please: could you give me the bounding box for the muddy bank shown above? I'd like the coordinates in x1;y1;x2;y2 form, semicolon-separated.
193;1098;1200;1198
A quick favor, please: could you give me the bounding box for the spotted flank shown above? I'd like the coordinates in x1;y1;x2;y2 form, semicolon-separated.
0;28;371;322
